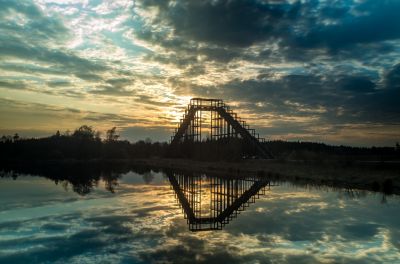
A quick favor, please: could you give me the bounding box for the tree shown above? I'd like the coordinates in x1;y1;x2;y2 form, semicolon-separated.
95;131;101;141
106;127;119;142
72;125;95;140
396;142;400;151
13;133;19;142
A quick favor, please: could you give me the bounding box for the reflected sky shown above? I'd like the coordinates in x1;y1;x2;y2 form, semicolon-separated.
1;170;400;264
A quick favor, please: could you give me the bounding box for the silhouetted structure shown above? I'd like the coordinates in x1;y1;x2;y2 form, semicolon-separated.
170;98;274;159
167;172;273;231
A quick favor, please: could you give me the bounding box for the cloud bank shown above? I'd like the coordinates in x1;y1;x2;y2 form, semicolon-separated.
0;0;399;145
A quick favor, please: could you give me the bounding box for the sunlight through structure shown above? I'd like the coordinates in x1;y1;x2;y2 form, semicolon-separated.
170;98;274;159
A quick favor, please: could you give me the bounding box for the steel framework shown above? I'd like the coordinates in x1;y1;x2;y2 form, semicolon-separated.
170;98;274;159
167;172;274;231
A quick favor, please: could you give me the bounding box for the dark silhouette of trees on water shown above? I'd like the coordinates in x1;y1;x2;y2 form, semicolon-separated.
1;125;399;197
0;161;156;195
265;140;399;162
0;125;399;162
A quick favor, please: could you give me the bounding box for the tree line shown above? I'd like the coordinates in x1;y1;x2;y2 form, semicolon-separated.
1;125;399;162
0;125;168;160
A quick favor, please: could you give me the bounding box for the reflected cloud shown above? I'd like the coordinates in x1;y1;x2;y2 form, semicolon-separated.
0;166;400;263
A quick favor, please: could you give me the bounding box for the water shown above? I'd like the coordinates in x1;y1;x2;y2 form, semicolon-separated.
0;167;400;264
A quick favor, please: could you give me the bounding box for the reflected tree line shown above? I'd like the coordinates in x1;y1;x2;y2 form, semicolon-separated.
1;125;399;162
0;162;156;195
1;162;394;234
0;161;276;231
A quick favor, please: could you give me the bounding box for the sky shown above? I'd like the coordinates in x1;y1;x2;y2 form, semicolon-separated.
0;0;399;146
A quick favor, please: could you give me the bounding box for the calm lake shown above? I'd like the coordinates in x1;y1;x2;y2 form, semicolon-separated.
1;167;400;264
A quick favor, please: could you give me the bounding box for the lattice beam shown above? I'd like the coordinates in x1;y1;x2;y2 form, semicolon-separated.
170;98;274;159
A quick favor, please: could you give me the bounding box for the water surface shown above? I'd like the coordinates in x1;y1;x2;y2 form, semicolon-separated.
0;168;399;263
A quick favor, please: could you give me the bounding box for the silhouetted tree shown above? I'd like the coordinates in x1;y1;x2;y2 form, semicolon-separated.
13;133;19;142
106;127;119;142
142;171;154;184
72;125;96;140
95;131;101;141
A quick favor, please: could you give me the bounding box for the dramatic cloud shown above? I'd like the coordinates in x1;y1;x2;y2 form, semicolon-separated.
0;0;399;145
291;1;400;51
140;0;301;47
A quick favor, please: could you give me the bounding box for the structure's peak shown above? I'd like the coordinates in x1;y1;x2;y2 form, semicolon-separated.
190;97;222;101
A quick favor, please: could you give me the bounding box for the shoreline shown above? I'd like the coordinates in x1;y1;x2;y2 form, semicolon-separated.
135;158;400;194
2;158;400;195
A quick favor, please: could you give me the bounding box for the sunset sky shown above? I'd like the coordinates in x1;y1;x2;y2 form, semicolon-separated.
0;0;399;146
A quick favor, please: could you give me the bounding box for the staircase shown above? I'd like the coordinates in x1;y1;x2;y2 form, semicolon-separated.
170;98;273;159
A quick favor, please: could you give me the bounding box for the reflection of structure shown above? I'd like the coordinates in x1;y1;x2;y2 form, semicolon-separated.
167;172;272;231
170;98;273;159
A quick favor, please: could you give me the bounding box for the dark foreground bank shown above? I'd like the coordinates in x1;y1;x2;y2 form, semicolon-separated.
2;158;399;195
135;158;400;195
2;126;399;194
